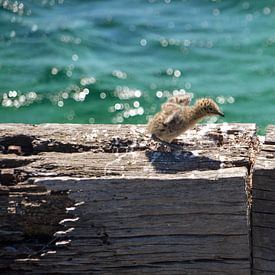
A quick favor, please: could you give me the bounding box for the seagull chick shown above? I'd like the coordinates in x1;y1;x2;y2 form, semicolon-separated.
147;96;224;143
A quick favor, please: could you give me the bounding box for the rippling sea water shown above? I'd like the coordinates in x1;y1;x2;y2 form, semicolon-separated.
0;0;274;133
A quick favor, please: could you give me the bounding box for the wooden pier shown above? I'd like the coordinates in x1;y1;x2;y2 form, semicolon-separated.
0;123;274;274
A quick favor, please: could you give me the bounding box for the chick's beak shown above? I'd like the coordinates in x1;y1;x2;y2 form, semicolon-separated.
217;111;224;117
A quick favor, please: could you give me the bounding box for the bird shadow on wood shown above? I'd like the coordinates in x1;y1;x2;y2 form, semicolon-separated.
145;149;221;174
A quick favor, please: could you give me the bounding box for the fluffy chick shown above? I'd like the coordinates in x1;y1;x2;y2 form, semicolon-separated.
147;97;224;143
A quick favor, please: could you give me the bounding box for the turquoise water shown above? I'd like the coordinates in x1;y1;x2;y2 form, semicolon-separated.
0;0;274;133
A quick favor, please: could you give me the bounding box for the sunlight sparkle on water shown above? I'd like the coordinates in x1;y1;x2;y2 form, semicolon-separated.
72;54;79;62
156;91;163;98
114;86;142;100
263;7;271;15
112;70;127;79
51;67;58;75
133;101;140;108
1;0;25;16
100;92;106;99
80;77;96;86
89;117;95;124
174;70;181;78
2;91;38;108
216;96;235;105
140;39;147;46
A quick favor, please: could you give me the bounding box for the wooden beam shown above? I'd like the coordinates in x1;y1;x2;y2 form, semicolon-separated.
252;125;275;274
0;123;257;274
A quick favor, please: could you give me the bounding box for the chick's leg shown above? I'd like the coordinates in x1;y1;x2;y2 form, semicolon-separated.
151;134;183;151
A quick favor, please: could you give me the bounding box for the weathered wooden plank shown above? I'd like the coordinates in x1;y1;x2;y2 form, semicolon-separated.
0;123;256;179
252;125;275;273
0;123;256;151
0;123;257;274
0;150;251;183
5;167;249;274
265;125;275;145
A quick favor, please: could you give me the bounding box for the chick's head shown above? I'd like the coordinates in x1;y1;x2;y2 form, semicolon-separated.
196;98;224;117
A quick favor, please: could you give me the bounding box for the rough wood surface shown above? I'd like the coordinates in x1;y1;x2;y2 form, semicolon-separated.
252;125;275;274
0;123;257;274
265;125;275;145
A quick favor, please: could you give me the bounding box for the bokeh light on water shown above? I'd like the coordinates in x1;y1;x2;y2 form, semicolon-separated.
0;0;275;132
